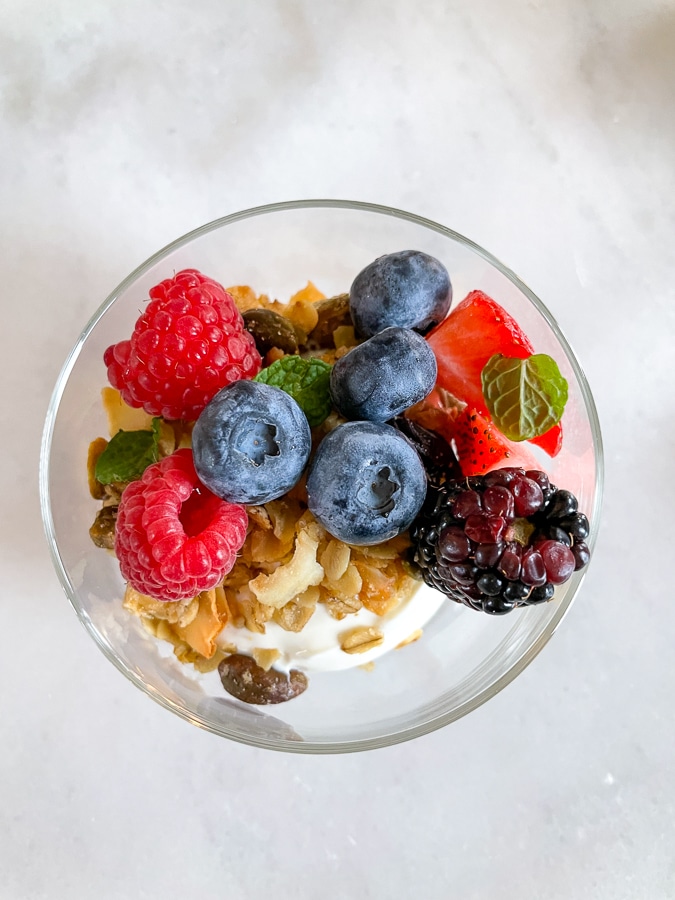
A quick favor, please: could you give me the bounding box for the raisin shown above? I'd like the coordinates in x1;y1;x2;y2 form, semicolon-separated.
218;654;308;705
89;506;117;549
242;309;299;356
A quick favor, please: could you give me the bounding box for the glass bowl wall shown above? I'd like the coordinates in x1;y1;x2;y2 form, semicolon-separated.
41;201;603;753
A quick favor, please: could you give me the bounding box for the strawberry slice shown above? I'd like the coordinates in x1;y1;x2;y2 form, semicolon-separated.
426;290;533;416
450;408;513;477
529;422;563;457
426;291;563;457
404;391;461;440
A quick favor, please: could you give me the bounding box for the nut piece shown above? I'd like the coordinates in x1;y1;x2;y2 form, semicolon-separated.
309;293;351;346
320;540;351;582
249;529;324;609
123;584;199;627
251;648;281;671
87;437;109;499
101;387;153;437
218;654;308;705
89;506;117;549
242;308;300;356
339;626;384;655
284;282;323;338
396;628;423;649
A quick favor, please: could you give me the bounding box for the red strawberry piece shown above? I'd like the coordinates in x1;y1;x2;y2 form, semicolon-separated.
528;422;563;458
426;290;534;416
404;395;462;443
104;269;261;421
449;408;513;477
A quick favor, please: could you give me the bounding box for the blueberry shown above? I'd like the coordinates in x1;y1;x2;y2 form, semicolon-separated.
330;327;437;423
350;250;452;338
307;421;427;545
192;380;311;504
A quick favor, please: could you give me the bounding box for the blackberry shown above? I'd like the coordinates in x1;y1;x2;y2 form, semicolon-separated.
410;467;591;614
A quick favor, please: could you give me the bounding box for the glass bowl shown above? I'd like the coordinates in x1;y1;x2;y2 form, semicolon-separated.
40;200;603;753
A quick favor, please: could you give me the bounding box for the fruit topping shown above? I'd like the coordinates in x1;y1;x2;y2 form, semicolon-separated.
425;290;567;457
307;421;427;545
115;449;248;602
448;408;513;476
410;467;590;614
529;422;563;457
254;355;332;427
104;269;261;421
329;327;437;422
481;353;568;442
218;654;308;705
426;290;533;414
192;380;311;505
350;250;452;337
242;308;300;356
392;417;462;477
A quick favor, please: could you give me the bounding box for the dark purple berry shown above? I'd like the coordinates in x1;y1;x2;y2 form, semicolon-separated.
482;486;515;518
477;573;503;596
525;469;549;492
475;540;504;568
521;549;547;586
498;543;522;581
451;490;482;519
526;470;555;502
483;595;516;615
503;581;531;603
484;467;524;488
538;540;576;584
464;514;505;543
542;524;572;546
438;526;471;562
571;541;590;570
545;489;578;520
512;476;544;516
559;512;590;541
410;470;588;615
528;583;555;604
448;563;477;586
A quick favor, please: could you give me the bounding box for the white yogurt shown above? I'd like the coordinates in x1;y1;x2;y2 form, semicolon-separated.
217;583;445;672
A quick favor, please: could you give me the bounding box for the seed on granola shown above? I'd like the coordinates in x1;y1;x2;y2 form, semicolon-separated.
309;293;351;346
218;654;308;705
339;626;384;654
242;308;300;356
274;598;316;632
89;506;118;549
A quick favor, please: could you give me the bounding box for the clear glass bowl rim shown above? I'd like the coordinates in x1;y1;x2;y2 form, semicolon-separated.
39;199;604;753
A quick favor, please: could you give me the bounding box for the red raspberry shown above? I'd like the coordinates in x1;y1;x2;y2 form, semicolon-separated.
104;269;261;421
115;449;248;602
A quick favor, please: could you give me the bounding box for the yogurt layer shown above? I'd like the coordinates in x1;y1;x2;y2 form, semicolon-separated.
218;583;445;673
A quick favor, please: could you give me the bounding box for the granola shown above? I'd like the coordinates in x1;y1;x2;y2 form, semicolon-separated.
89;279;427;702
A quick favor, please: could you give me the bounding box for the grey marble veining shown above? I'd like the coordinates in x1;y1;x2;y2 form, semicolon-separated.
2;1;675;897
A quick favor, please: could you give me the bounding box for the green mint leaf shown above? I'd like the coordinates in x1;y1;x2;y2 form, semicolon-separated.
481;353;568;442
254;356;333;427
94;420;161;483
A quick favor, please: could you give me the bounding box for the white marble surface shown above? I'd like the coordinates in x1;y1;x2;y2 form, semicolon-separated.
2;0;674;896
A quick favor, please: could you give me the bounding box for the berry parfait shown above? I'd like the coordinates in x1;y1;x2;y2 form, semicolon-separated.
41;201;602;752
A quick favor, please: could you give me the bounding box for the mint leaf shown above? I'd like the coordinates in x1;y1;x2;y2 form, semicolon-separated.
254;356;333;426
481;353;568;442
95;419;161;483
